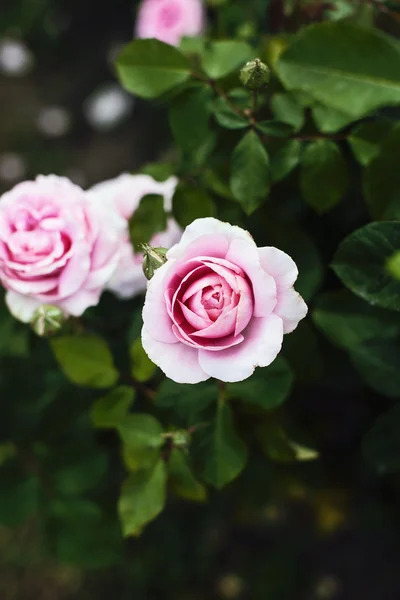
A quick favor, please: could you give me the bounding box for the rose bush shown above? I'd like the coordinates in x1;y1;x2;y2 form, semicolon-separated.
135;0;204;46
142;218;307;383
0;175;124;321
88;173;181;298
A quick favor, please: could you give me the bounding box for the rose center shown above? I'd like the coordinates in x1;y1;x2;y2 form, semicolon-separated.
159;2;182;28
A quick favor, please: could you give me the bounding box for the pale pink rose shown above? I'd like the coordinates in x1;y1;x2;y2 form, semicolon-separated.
87;173;182;298
0;175;125;322
142;217;308;384
136;0;204;47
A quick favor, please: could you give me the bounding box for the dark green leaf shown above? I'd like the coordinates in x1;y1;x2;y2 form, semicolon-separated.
277;22;400;118
227;357;293;410
116;39;191;99
118;414;163;471
91;386;135;429
363;124;400;219
270;93;304;130
172;183;215;228
257;422;318;463
53;451;107;495
51;335;119;389
168;448;207;502
363;404;400;474
256;120;295;137
312;290;400;350
213;96;249;129
300;140;348;213
155;380;217;421
169;84;213;153
271;139;301;182
118;460;166;536
350;338;400;398
197;401;248;489
201;40;253;79
129;194;166;250
312;104;354;133
230;130;270;214
130;337;156;383
140;161;176;181
332;221;400;311
348;119;393;166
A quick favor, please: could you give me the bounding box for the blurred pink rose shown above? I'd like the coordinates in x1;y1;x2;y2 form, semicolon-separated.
136;0;204;47
142;218;308;383
88;173;182;298
0;175;125;322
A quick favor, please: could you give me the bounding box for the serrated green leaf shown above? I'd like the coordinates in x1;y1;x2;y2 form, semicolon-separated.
116;39;191;99
363;124;400;220
198;401;248;489
118;414;163;471
332;221;400;311
118;460;166;536
300;140;348;213
213;96;249;129
91;386;135;429
312;290;400;350
130;337;156;383
51;335;119;389
201;40;253;79
277;23;400;118
168;448;207;502
172;183;215;228
350;338;400;398
227;357;293;410
230;130;270;214
312;103;354;133
129;193;166;250
169;84;213;153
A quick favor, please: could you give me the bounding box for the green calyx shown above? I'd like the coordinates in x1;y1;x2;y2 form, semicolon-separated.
239;58;270;91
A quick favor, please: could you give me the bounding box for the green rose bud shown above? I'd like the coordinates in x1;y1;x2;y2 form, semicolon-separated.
31;304;66;337
239;58;270;91
142;244;168;281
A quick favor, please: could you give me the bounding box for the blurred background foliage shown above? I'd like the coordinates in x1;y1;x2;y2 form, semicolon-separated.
2;0;400;598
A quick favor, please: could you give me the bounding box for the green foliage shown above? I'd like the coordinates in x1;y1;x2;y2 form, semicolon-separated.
196;401;248;489
348;119;393;166
230;130;270;214
172;183;216;227
118;414;164;471
300;139;348;213
130;337;156;383
363;404;400;474
201;40;253;79
332;222;400;311
350;338;400;398
51;335;119;388
129;194;166;249
270;93;305;130
0;462;39;527
169;84;213;153
118;460;166;536
90;386;135;429
270;139;301;182
155;380;217;422
277;23;400;118
227;357;293;410
116;39;191;98
168;448;207;502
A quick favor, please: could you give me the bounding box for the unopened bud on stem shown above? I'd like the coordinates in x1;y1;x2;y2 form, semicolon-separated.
240;58;270;91
142;244;168;280
31;304;66;337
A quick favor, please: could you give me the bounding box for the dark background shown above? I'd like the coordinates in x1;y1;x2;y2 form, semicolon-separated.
1;1;400;599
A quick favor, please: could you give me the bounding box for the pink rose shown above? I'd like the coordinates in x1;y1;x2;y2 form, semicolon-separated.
87;173;182;298
142;218;308;383
0;175;124;322
136;0;204;47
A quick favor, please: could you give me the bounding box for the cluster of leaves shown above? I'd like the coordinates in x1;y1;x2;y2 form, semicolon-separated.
1;0;400;571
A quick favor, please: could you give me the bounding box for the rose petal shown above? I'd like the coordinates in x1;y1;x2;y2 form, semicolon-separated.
274;287;308;334
142;326;209;384
258;247;298;289
5;290;41;323
198;314;283;382
58;289;101;316
226;238;277;318
142;260;177;344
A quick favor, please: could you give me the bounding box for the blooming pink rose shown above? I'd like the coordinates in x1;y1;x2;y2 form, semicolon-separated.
142;218;308;384
136;0;204;47
0;175;125;322
87;173;182;298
